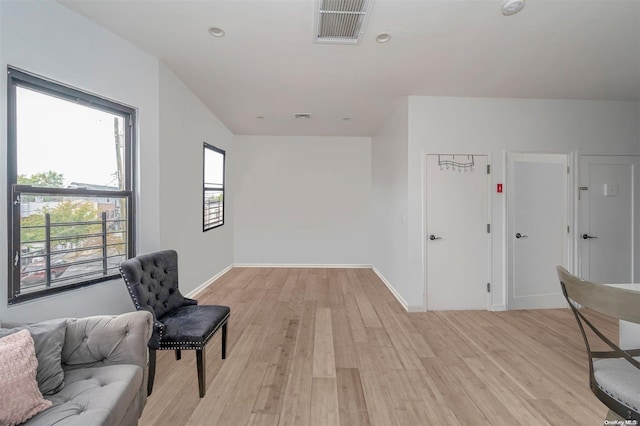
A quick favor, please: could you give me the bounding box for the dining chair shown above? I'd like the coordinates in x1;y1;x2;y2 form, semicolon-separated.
556;266;640;421
120;249;230;398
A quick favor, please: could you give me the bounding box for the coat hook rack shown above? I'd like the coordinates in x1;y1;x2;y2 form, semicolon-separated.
438;154;475;172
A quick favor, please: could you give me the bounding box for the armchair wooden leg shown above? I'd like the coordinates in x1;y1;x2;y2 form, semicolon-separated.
196;349;206;398
148;348;157;397
222;322;227;359
175;349;181;360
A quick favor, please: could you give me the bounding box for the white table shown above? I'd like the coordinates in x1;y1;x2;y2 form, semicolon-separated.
606;283;640;350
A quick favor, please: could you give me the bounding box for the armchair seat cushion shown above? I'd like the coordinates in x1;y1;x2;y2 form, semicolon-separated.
594;357;640;414
159;305;230;349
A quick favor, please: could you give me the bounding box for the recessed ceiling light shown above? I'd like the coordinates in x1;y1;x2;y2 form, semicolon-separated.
375;33;391;43
342;117;352;121
256;116;265;120
502;0;525;16
294;113;311;119
208;27;225;37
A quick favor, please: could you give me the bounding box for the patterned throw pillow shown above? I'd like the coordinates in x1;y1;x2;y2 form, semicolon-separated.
0;329;52;426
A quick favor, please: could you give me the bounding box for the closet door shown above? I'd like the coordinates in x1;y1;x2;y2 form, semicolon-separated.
426;154;490;310
507;153;569;310
578;155;639;284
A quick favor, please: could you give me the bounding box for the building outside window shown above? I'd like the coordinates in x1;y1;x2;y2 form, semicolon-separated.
7;68;136;303
203;143;225;231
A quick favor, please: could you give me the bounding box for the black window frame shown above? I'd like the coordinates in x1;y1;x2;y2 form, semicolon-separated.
7;67;136;304
203;142;225;232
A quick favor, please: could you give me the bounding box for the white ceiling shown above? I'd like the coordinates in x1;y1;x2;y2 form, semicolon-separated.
59;0;640;137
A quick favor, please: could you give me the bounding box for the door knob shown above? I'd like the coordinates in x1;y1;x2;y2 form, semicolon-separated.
429;235;442;241
515;233;528;239
582;234;598;240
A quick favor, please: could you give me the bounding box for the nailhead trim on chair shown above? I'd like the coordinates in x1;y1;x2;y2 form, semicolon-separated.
156;312;229;350
597;383;640;413
119;265;165;342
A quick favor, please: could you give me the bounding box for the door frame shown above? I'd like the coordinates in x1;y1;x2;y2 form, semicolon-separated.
424;152;492;311
505;152;574;310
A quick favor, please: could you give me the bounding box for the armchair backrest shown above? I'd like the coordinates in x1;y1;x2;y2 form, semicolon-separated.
119;250;187;320
557;266;640;324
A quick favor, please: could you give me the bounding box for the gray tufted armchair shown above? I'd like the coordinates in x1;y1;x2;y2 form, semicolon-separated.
119;250;230;398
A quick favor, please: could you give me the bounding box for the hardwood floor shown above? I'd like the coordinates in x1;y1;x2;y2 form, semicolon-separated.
139;267;614;426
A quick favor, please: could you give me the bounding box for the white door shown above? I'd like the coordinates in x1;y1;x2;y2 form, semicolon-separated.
426;154;490;310
507;153;569;310
579;155;639;284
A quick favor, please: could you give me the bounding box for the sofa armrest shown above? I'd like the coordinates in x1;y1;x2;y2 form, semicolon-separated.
61;311;153;370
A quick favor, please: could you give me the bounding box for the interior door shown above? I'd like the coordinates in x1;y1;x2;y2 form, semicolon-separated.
507;153;569;310
579;155;639;284
426;154;490;310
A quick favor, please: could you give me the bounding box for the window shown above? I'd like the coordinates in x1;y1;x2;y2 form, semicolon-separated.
203;143;225;231
7;68;135;303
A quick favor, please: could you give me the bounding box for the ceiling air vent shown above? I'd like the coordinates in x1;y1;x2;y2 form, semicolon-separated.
314;0;373;45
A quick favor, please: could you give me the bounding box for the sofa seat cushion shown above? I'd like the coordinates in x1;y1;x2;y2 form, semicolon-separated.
159;304;230;349
24;364;143;426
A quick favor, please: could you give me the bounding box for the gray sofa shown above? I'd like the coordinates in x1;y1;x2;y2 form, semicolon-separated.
2;311;153;426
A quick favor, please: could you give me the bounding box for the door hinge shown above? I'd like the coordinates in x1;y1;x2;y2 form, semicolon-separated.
487;283;491;293
487;164;490;174
487;223;491;233
568;226;570;233
567;166;570;174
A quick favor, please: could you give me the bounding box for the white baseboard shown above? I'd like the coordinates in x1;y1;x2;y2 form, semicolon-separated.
491;304;507;312
371;266;410;312
233;263;371;269
185;264;234;299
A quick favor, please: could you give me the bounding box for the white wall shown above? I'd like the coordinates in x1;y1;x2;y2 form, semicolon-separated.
406;96;640;310
234;135;371;266
158;63;234;294
370;99;412;308
2;3;639;321
0;0;162;323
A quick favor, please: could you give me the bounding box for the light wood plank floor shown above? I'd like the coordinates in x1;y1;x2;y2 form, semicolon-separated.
139;268;614;426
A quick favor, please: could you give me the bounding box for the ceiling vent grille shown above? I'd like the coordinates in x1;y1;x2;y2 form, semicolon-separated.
314;0;372;45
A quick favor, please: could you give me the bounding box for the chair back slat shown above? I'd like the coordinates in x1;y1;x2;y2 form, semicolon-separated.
557;266;640;324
